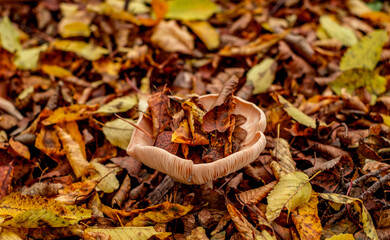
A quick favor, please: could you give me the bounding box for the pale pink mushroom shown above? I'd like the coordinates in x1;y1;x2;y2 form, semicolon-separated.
127;94;267;184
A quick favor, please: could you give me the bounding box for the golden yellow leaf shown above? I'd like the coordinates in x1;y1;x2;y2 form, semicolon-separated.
291;192;322;240
58;3;91;38
89;161;120;193
127;202;193;226
319;193;378;240
165;0;218;21
0;193;91;228
52;40;109;61
0;227;24;240
41;105;98;125
326;234;355;240
41;65;73;78
185;21;220;50
84;226;170;240
55;125;89;178
266;171;312;222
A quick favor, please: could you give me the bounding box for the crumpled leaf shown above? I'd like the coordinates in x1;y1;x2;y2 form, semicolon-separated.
276;94;319;129
52;40;109;61
102;118;135;150
165;0;218;21
96;95;137;114
266;171;312;222
340;30;388;71
55;124;89;178
84;226;170;240
247;58;277;95
0;193;91;228
291;192;322;240
0;16;21;53
185;21;220;50
41;65;73;78
151;20;194;54
14;44;48;70
330;68;386;104
58;3;91;38
126;202;193;226
319;193;378;240
319;15;357;46
90;161;120;193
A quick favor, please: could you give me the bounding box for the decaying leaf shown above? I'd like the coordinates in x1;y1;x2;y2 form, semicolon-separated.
42;105;98;125
89;161;120;193
266;171;312;222
237;181;277;205
84;226;170;240
246;58;277;95
271;138;296;174
0;193;91;227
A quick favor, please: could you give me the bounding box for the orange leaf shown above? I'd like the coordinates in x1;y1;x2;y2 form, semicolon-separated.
9;138;30;160
171;119;192;144
41;105;98;125
35;127;63;161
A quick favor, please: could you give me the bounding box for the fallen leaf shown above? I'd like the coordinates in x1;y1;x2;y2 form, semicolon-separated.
326;234;355;240
9;138;30;160
185;21;220;50
347;0;372;16
86;2;140;25
319;15;357;46
41;105;98;125
52;40;109;61
271;138;296;174
55;125;89;178
35;127;63;160
187;227;210;240
14;44;48;70
165;0;218;21
102;118;135;150
246;58;277;95
340;30;388;71
84;226;170;240
151;20;194;54
319;193;378;240
41;65;73;78
227;203;259;239
291;192;322;240
90;161;120;193
55;180;96;205
96;95;138;114
0;193;91;227
266;171;312;222
236;181;277;205
58;3;91;38
0;16;21;53
0;165;13;200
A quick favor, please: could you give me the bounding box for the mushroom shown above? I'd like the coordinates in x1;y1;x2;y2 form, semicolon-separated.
127;94;267;184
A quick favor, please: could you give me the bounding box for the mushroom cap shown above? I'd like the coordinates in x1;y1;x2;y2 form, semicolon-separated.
127;94;267;184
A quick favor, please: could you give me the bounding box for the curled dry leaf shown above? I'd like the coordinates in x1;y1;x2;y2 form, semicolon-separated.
127;94;266;184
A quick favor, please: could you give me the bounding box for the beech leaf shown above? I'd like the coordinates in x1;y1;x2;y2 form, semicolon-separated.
185;21;220;50
90;161;120;193
319;15;357;46
247;58;277;95
165;0;218;21
277;94;318;128
97;95;138;114
102;118;135;150
340;30;388;71
266;171;312;223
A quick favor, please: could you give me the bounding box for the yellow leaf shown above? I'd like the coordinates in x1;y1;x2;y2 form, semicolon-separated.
340;30;388;71
326;234;355;240
277;94;317;128
92;59;121;76
380;114;390;127
14;44;48;70
319;15;357;46
96;95;138;114
127;202;193;226
319;193;378;240
86;2;140;25
41;65;73;78
291;192;322;240
42;105;98;125
151;20;194;54
0;193;91;228
0;16;21;53
58;3;91;38
84;226;170;240
271;138;296;174
347;0;372;16
266;171;312;222
89;161;120;193
247;58;277;95
165;0;218;21
55;125;89;178
0;227;24;240
102;118;135;150
330;68;386;104
185;21;220;50
52;40;109;61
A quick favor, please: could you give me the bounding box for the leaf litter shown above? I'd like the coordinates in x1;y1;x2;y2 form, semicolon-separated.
0;0;390;239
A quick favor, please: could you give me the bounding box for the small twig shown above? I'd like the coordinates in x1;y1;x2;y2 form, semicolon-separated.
361;173;390;199
343;166;390;189
114;113;153;139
